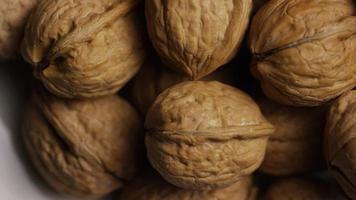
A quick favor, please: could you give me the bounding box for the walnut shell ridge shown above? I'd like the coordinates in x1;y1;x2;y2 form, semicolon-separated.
120;175;258;200
22;0;146;98
145;0;252;80
131;58;235;115
22;90;142;197
258;98;325;176
145;81;274;190
0;0;38;60
264;177;347;200
249;0;356;106
325;90;356;199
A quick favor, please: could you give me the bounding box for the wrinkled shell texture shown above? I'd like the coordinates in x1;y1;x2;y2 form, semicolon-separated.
121;175;257;200
131;59;235;115
0;0;37;60
22;0;146;98
264;178;346;200
22;91;141;197
258;98;325;176
249;0;356;106
325;90;356;199
145;81;274;190
145;0;252;79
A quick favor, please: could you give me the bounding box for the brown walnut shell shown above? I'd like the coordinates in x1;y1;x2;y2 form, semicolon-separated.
120;174;258;200
22;90;142;198
249;0;356;107
258;98;325;176
145;0;252;80
21;0;146;98
145;81;274;190
263;177;347;200
325;90;356;199
0;0;38;60
131;58;235;115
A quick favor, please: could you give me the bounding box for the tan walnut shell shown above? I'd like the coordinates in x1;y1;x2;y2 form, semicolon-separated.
131;58;235;115
325;90;356;199
145;0;252;80
0;0;38;61
21;0;146;98
249;0;356;107
264;177;347;200
145;81;275;190
22;90;142;198
258;98;325;176
120;174;258;200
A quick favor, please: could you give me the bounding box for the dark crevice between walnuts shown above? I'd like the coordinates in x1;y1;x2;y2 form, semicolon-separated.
330;164;356;191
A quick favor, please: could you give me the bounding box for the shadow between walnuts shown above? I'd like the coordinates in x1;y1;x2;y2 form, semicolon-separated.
0;60;58;195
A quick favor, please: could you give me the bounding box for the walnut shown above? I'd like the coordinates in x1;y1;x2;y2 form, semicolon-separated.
145;81;274;190
131;58;235;115
258;98;325;176
120;174;258;200
0;0;38;60
263;177;347;200
325;90;356;199
21;0;146;98
145;0;252;80
249;0;356;107
22;89;142;198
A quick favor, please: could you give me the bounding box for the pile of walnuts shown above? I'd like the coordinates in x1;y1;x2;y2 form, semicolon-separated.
1;0;355;199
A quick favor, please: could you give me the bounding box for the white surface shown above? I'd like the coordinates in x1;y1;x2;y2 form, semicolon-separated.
0;63;113;200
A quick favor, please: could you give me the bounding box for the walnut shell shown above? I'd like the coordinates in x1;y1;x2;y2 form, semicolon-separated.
21;0;146;98
264;177;347;200
0;0;38;60
325;90;356;199
120;175;258;200
22;90;142;198
249;0;356;106
145;81;274;190
145;0;252;80
258;98;325;176
131;58;235;115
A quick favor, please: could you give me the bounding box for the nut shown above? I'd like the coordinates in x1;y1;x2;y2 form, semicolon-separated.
0;0;38;60
145;81;274;190
258;98;325;176
264;177;347;200
249;0;356;106
145;0;252;80
21;0;146;98
120;174;258;200
131;58;235;115
324;90;356;199
22;89;142;198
